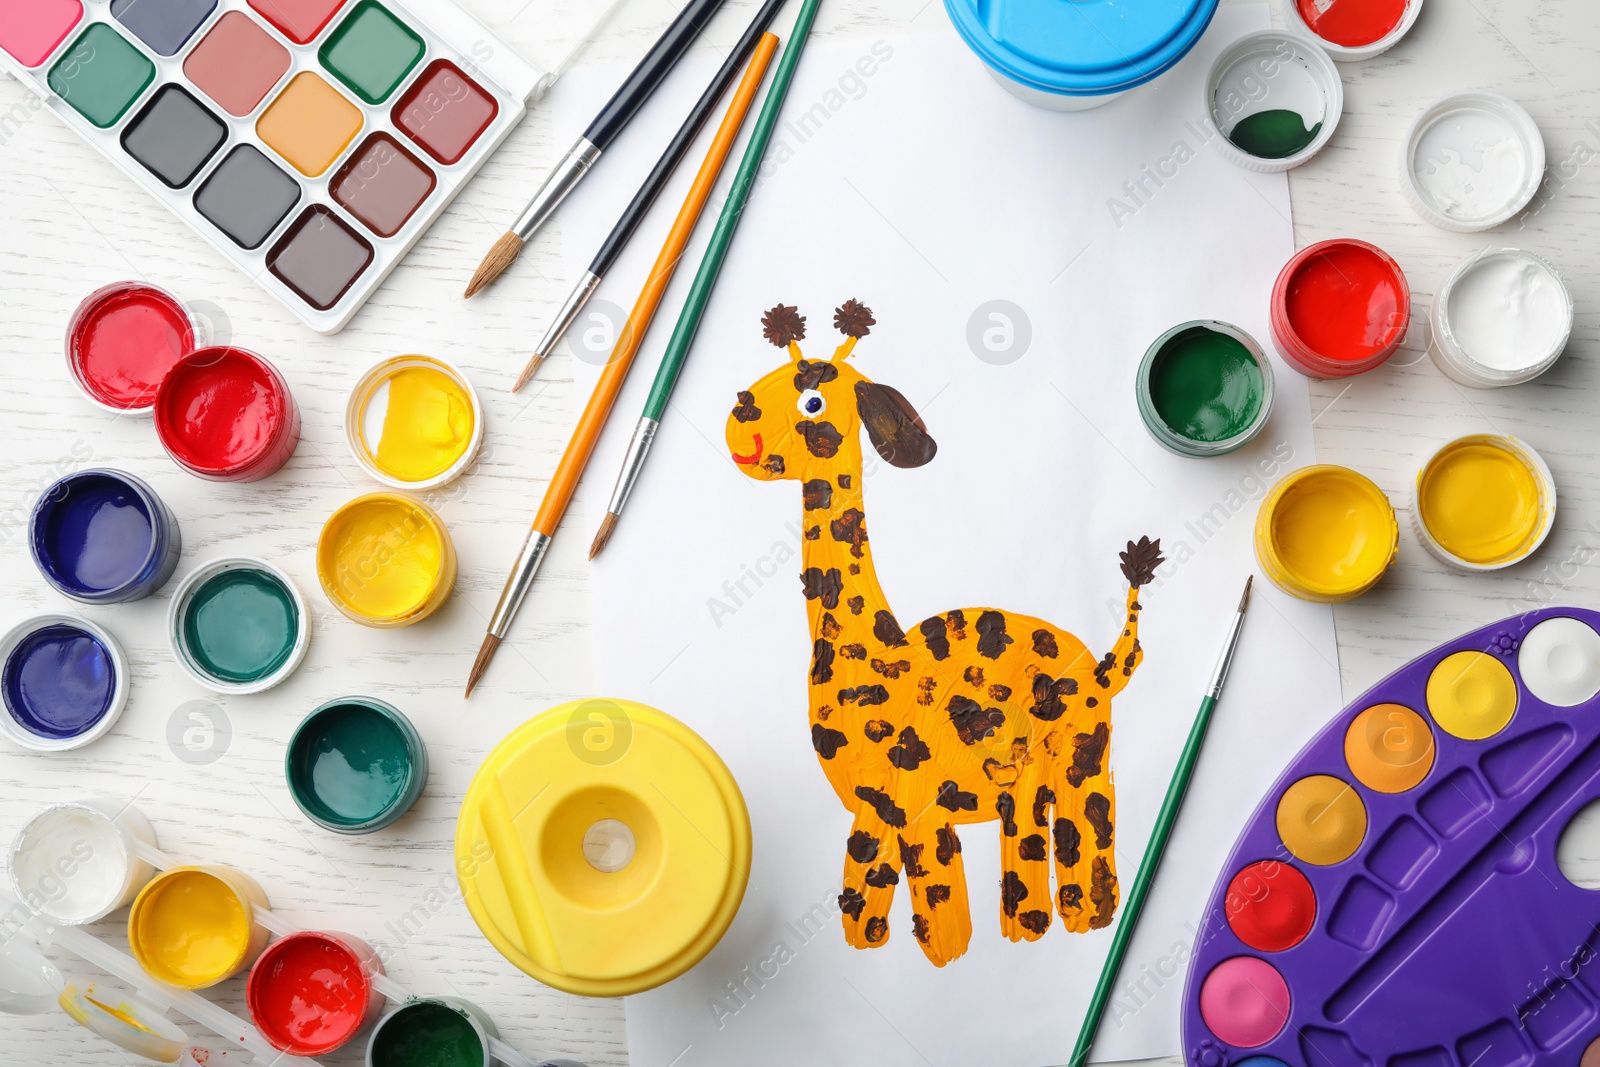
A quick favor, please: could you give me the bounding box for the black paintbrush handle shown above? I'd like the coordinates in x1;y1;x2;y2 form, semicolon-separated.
584;0;730;150
590;0;787;276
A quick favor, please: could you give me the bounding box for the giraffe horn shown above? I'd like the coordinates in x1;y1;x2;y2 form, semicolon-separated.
787;340;806;364
833;337;859;361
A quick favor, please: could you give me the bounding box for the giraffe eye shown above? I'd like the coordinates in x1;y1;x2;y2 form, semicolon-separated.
798;390;825;417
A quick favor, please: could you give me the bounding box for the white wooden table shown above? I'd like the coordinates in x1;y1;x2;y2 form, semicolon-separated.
3;0;1598;1063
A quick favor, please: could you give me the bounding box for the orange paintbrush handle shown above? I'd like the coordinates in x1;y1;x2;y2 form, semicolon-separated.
531;34;780;536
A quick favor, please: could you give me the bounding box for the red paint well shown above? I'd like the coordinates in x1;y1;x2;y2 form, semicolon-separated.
1295;0;1405;48
247;932;377;1055
154;346;299;481
1225;860;1317;953
67;283;196;410
1271;238;1410;378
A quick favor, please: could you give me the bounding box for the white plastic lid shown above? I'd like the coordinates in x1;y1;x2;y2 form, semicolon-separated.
1402;91;1544;232
1208;31;1344;173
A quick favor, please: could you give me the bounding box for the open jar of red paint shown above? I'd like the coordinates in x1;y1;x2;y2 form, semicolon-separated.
247;930;384;1056
154;347;300;481
66;282;205;414
1270;239;1411;378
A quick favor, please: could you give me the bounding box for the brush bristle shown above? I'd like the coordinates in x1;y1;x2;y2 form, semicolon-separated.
464;233;524;298
464;633;502;697
512;352;546;392
588;513;619;560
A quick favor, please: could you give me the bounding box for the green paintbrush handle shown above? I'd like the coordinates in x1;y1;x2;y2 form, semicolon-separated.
1068;693;1219;1067
640;0;823;421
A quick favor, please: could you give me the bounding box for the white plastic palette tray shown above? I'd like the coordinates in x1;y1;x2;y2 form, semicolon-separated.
0;0;548;333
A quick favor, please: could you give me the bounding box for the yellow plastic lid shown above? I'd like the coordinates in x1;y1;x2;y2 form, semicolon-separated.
456;699;751;997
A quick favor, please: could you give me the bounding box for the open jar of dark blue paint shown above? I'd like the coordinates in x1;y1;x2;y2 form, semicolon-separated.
29;469;181;604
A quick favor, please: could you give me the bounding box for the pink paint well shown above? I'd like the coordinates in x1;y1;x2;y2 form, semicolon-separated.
0;0;84;67
1198;956;1290;1047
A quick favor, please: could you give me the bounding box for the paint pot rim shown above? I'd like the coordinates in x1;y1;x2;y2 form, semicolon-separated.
1401;90;1544;232
1284;0;1423;61
0;614;129;753
64;281;204;415
1255;464;1398;602
1271;238;1411;378
153;345;298;480
365;995;498;1067
8;798;156;924
29;468;174;604
1136;319;1275;456
1205;29;1343;173
345;355;484;491
167;556;310;694
1411;434;1556;572
127;864;268;989
1429;247;1573;387
316;492;456;627
286;697;428;834
246;929;381;1055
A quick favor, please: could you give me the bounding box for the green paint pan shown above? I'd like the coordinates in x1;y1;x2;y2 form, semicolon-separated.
168;557;309;694
1136;321;1275;458
1207;30;1342;172
287;697;427;835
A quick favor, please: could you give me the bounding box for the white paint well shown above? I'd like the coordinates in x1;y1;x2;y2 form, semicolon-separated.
1430;248;1573;387
1520;617;1600;707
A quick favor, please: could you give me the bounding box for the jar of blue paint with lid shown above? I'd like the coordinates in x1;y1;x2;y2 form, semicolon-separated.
29;469;181;604
943;0;1219;110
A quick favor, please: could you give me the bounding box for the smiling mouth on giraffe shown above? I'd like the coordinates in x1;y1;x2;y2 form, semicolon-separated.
732;433;763;466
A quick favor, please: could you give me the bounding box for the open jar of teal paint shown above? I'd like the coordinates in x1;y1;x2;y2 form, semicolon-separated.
287;697;427;835
169;557;310;694
1136;321;1275;457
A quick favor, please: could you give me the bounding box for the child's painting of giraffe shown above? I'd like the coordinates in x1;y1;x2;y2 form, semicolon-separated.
724;299;1164;967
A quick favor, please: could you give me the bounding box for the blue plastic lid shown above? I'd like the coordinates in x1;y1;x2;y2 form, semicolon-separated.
944;0;1220;97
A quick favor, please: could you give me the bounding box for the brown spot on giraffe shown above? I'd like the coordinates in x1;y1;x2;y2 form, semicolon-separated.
804;523;819;539
947;695;1004;745
854;785;905;828
839;887;866;919
912;914;930;944
847;596;864;615
996;792;1018;836
926;885;951;909
801;567;842;609
840;643;865;660
811;639;834;684
760;454;786;475
919;617;950;660
838;473;851;489
863;719;893;742
976;611;1013;659
847;830;878;863
864;863;898;888
1019;910;1051;935
873;610;907;648
793;359;838;391
732;391;761;422
963;665;984;688
830;508;868;558
1018;834;1047;861
946;610;968;640
802;479;832;510
871;658;911;679
1000;871;1028;917
1032;630;1059;658
1066;722;1110;788
811;724;847;759
1032;785;1055;827
864;916;888;943
820;613;842;640
1085;792;1114;849
916;677;937;705
888;727;931;771
1029;673;1078;722
1059;884;1083;912
1054;818;1081;868
839;684;890;707
1089;857;1117;929
936;825;961;865
898;836;929;878
989;683;1012;702
798;420;844;458
936;781;977;812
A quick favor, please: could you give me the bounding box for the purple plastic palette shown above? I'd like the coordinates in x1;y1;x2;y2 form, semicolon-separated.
0;1;551;333
1182;607;1600;1065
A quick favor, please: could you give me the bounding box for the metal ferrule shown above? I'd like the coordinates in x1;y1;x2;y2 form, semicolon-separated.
488;531;553;638
533;271;603;363
604;418;660;518
1207;613;1246;699
513;138;602;242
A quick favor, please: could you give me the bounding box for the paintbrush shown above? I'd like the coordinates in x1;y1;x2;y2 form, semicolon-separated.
1067;575;1253;1067
463;0;729;298
588;0;825;560
466;35;781;698
515;0;790;390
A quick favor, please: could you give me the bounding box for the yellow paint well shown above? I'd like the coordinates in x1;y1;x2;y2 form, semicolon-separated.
1418;437;1547;566
128;868;253;989
1276;774;1367;865
367;363;474;483
317;493;455;626
1428;650;1517;740
1344;703;1434;793
1257;465;1397;602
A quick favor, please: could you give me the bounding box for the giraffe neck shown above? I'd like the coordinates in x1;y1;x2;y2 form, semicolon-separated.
798;467;893;641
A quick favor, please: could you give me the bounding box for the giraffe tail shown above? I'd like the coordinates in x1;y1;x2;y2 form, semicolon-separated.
1096;537;1163;699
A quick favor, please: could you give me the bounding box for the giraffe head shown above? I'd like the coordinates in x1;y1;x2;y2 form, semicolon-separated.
725;299;937;485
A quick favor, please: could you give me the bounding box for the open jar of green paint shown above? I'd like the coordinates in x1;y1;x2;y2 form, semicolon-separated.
1136;320;1275;457
287;697;427;835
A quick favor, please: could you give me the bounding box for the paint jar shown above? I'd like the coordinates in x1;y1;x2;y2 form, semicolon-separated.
1136;321;1275;457
457;698;751;996
0;615;129;752
1412;435;1556;572
317;493;457;627
128;865;271;989
65;282;205;415
367;996;499;1067
287;697;428;834
346;355;483;490
168;557;310;694
1403;91;1544;232
247;930;384;1055
1207;31;1342;172
1270;239;1410;377
1429;248;1573;387
1285;0;1423;62
154;346;300;481
1255;465;1398;602
29;469;182;604
942;0;1218;111
9;798;157;924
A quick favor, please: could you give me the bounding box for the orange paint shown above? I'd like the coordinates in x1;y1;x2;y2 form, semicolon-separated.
257;72;364;177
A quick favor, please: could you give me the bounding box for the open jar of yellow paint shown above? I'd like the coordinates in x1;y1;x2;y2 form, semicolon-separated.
346;356;482;490
1413;434;1555;571
1256;465;1398;602
317;493;457;627
128;865;270;989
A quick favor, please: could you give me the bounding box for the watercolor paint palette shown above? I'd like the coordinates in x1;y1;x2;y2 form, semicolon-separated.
0;1;548;333
1182;606;1600;1065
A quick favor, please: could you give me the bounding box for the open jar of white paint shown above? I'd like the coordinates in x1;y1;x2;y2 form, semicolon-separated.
1429;248;1573;387
8;799;157;925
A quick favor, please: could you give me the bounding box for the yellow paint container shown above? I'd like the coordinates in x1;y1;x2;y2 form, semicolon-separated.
346;356;482;490
1256;465;1399;602
1413;434;1555;571
317;493;456;627
128;865;269;989
456;698;751;997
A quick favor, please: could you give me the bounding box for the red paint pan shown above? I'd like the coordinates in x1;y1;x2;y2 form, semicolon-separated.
154;346;300;481
1270;239;1411;378
66;282;203;414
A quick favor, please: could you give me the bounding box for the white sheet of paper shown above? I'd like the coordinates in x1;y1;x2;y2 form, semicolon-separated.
556;6;1340;1062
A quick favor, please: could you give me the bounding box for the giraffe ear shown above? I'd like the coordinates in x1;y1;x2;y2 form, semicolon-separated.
855;381;936;469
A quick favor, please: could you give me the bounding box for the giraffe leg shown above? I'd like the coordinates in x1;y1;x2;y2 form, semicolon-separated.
1052;725;1119;933
839;806;900;950
997;761;1055;942
898;815;971;965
